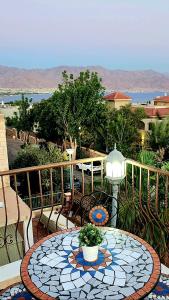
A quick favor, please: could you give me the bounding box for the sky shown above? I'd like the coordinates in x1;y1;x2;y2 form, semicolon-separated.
0;0;169;72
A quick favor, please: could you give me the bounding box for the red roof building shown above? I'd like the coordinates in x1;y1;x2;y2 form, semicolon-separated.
154;95;169;106
131;105;169;132
104;92;131;101
143;107;169;118
103;92;131;109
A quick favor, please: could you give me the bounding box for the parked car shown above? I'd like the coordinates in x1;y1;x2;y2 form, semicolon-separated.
64;177;81;192
76;161;102;175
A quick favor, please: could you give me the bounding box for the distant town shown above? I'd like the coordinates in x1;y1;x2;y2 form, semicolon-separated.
0;88;55;96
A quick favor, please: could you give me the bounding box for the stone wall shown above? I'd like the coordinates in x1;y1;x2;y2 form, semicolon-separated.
6;127;41;145
6;128;17;139
0;114;10;187
81;146;106;158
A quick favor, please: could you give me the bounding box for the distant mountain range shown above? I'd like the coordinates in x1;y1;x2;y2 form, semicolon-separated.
0;65;169;91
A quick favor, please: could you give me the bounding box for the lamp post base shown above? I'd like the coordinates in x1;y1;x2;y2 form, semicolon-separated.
111;184;118;227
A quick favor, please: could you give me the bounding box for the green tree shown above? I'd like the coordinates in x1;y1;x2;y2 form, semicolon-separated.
33;70;107;154
6;112;19;128
149;118;169;154
6;94;34;132
12;143;65;196
32;99;62;141
106;105;146;157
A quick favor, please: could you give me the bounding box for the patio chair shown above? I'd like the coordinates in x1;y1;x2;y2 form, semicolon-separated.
72;191;117;227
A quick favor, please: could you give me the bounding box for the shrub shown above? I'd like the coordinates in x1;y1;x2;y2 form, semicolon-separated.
78;223;103;247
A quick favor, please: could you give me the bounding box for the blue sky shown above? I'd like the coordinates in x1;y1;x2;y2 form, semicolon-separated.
0;0;169;72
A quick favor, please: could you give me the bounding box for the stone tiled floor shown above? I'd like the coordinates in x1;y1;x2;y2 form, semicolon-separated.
32;218;49;242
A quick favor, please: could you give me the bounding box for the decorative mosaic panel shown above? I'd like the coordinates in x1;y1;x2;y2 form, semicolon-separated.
21;228;160;300
89;206;109;226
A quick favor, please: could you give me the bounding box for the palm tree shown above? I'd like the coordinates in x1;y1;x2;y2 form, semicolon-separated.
149;118;169;154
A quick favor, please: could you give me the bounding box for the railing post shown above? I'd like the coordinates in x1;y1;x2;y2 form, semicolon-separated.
0;114;10;188
23;219;34;251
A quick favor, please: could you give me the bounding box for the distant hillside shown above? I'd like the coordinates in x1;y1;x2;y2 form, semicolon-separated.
0;65;169;91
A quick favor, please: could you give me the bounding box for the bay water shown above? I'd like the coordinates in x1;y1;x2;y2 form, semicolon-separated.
0;91;167;104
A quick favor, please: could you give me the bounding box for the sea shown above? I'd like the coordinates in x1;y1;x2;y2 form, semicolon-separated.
0;91;167;104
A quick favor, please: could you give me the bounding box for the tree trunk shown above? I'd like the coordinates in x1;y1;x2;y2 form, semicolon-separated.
63;139;67;151
70;136;77;160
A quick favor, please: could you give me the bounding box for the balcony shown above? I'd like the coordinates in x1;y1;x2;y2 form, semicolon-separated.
0;156;169;296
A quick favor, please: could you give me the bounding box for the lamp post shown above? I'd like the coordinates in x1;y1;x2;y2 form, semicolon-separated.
66;148;74;190
105;144;126;227
79;127;82;157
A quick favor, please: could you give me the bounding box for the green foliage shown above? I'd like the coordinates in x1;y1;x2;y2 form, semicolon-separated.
32;70;107;147
106;105;146;157
118;191;168;258
12;143;65;196
161;161;169;172
118;199;139;231
149;118;169;152
78;223;103;247
32;99;60;141
118;150;169;260
13;143;64;168
6;112;19;128
6;94;34;131
137;150;157;166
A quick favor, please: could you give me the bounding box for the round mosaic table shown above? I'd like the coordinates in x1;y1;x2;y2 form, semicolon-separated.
21;227;161;300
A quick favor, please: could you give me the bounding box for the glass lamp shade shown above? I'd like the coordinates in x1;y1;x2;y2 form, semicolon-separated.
106;146;126;183
66;148;74;156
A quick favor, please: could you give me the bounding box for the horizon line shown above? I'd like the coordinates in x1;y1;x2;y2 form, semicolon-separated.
0;64;167;74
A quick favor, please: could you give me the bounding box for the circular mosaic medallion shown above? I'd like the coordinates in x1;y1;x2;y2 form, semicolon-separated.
68;248;112;271
89;205;109;225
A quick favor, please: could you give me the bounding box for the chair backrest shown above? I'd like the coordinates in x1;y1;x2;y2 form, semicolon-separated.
80;191;117;227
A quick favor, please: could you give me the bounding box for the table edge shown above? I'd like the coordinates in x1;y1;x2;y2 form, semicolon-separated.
21;227;161;300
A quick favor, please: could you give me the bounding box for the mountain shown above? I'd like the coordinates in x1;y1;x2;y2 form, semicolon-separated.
0;65;169;91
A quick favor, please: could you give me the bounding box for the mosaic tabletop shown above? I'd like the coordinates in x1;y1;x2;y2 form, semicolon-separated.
21;227;160;300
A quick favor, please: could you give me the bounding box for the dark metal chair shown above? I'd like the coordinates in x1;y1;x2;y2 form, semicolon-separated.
78;191;117;227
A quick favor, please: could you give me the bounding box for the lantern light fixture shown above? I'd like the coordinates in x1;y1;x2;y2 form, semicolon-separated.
106;144;126;184
105;144;126;227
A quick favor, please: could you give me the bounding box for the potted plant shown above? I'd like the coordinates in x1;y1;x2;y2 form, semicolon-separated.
78;223;103;262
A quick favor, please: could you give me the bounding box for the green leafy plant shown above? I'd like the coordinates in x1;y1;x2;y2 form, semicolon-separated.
32;70;107;155
148;117;169;152
106;105;146;157
137;150;157;166
12;143;65;196
78;223;103;247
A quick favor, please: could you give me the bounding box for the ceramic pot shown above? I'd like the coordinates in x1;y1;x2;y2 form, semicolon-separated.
82;245;99;262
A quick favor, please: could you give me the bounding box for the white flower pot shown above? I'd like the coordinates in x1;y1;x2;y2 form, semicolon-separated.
82;245;99;262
